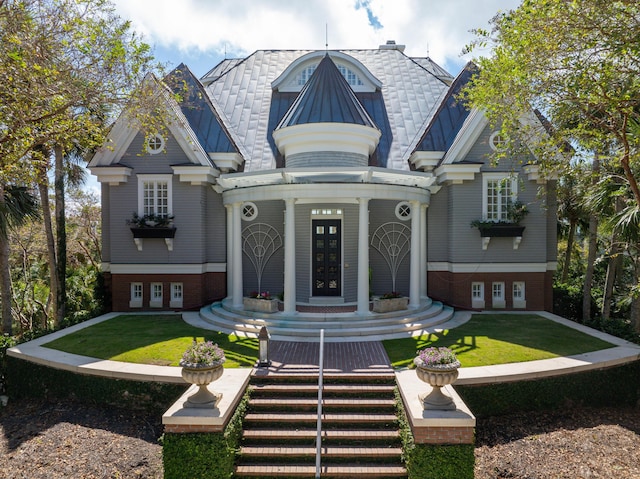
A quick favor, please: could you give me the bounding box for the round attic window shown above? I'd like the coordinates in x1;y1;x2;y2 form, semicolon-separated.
489;131;507;151
395;201;412;221
242;202;258;221
146;134;165;155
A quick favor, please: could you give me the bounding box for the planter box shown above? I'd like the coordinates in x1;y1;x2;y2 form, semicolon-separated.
243;297;279;313
477;224;525;238
373;296;408;313
130;226;177;239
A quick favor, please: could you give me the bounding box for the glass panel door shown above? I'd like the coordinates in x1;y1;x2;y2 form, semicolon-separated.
312;219;341;296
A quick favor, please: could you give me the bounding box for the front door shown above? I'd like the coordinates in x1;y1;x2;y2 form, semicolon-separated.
312;219;341;296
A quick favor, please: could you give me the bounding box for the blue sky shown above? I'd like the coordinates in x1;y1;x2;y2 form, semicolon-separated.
86;1;521;195
112;0;521;78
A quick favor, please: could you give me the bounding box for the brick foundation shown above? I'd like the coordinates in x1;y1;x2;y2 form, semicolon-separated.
163;424;224;434
428;270;553;311
108;272;226;311
412;425;475;445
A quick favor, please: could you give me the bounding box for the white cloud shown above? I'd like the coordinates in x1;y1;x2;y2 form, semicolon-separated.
113;0;520;73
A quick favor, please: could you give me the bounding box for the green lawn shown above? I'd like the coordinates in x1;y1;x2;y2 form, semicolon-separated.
383;314;615;368
43;315;259;368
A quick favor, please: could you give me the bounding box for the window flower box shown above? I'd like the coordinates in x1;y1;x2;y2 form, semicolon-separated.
476;224;525;238
129;226;177;239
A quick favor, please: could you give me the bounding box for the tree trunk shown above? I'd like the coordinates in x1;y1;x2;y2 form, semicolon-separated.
561;219;577;283
582;155;600;323
0;184;13;335
54;145;66;327
37;167;57;328
601;240;621;320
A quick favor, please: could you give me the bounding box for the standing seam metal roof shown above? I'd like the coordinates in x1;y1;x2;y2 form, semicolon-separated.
202;49;452;172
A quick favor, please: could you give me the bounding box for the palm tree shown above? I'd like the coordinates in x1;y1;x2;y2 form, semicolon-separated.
0;185;40;334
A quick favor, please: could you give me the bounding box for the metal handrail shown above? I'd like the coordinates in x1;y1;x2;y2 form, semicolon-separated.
315;329;325;479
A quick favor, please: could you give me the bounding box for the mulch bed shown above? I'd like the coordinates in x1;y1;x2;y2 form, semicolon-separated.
0;399;639;478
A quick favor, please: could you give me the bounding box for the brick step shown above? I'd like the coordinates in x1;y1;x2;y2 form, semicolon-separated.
244;412;397;425
249;397;395;412
242;428;400;442
239;445;402;458
234;463;407;478
251;384;396;397
251;372;396;385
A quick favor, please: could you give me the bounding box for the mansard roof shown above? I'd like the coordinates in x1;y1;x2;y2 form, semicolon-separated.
276;54;378;129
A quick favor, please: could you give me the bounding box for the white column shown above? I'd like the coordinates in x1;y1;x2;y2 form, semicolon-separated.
225;204;233;300
420;203;428;299
232;202;243;308
409;200;421;308
283;198;296;313
357;197;370;315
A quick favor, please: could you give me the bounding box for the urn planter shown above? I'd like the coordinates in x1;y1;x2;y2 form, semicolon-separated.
243;297;279;313
414;358;460;410
180;363;224;408
373;296;408;313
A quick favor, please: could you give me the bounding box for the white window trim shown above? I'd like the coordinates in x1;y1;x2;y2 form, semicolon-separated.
492;281;506;309
150;282;163;308
471;282;485;309
241;202;258;221
170;282;183;309
482;173;518;222
129;282;143;308
395;201;412;221
513;281;527;309
137;174;173;217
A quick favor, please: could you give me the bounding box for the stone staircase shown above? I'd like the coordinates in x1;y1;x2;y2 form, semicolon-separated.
199;299;454;341
234;371;407;478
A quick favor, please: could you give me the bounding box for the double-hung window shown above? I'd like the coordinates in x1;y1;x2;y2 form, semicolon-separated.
471;282;485;309
150;282;163;308
513;281;526;309
483;174;517;222
170;282;183;309
130;282;143;308
138;174;172;219
492;281;506;309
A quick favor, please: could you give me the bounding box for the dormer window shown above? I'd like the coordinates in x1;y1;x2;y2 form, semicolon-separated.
337;64;364;86
298;65;317;85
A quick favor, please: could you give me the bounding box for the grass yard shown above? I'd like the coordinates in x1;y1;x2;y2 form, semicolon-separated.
383;314;616;368
43;315;259;368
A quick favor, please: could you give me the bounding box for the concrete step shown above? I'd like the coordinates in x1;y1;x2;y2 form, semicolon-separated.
242;428;401;442
250;383;396;398
239;445;403;458
249;397;395;411
199;301;454;341
243;412;398;425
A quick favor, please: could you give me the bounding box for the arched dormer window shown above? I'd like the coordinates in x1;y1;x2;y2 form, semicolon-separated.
274;51;381;93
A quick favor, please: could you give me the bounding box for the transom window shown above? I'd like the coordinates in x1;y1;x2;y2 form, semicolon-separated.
138;175;172;218
483;174;517;222
146;134;165;154
311;209;343;216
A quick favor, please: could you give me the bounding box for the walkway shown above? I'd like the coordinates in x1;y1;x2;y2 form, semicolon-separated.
6;311;640;386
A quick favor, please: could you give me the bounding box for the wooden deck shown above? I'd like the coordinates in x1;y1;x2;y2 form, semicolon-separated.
264;340;393;375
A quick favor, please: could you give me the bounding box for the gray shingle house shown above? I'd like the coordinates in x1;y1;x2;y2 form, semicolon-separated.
89;44;557;338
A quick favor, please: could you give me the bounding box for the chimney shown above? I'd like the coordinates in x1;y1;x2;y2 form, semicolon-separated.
379;40;406;52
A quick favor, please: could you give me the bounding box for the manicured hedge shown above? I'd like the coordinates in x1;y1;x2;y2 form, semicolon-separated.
395;389;474;479
6;356;186;414
455;361;640;418
162;391;249;479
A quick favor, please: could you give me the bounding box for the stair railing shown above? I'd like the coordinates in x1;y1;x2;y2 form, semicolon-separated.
315;328;325;478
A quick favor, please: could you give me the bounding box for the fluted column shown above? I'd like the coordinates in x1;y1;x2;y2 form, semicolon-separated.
225;204;233;300
232;201;243;308
283;198;296;313
357;197;370;315
420;203;428;298
410;200;421;308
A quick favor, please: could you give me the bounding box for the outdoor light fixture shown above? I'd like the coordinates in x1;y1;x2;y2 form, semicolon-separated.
258;326;271;367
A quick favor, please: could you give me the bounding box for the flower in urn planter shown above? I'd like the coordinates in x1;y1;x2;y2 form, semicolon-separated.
414;347;460;410
179;340;226;408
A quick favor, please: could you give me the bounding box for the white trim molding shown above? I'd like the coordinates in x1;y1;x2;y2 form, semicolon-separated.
104;263;227;274
89;166;132;185
435;163;482;184
209;152;244;173
428;262;553;273
171;165;219;185
409;151;444;172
